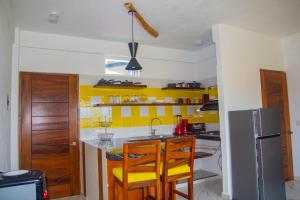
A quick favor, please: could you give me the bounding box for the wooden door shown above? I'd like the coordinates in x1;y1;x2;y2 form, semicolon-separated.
260;69;294;180
19;72;80;199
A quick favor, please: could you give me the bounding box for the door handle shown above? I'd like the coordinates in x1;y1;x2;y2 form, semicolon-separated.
70;142;77;146
288;131;293;135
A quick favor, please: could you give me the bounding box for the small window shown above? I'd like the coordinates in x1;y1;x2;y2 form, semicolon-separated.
105;57;130;76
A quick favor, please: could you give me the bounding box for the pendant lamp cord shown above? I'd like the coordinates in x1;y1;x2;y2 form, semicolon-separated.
131;11;135;57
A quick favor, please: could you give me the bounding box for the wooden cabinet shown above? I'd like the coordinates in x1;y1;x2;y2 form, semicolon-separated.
19;72;80;199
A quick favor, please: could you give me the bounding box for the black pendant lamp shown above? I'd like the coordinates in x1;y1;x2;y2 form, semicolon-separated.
126;10;142;76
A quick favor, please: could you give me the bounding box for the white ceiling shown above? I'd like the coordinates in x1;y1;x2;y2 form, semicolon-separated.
13;0;300;50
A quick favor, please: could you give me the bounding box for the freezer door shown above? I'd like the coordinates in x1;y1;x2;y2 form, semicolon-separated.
257;136;286;200
256;108;281;137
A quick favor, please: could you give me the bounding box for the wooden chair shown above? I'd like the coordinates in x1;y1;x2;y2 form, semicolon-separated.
112;140;161;200
162;137;196;200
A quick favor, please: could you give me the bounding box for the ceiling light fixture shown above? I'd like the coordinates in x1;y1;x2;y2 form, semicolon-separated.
195;39;203;46
125;10;142;77
48;11;59;24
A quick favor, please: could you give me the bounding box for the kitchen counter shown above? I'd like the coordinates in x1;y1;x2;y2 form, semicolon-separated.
195;134;220;141
83;135;179;153
82;135;214;161
195;130;221;141
82;135;218;200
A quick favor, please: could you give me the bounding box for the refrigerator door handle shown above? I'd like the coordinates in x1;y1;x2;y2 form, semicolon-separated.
252;110;259;137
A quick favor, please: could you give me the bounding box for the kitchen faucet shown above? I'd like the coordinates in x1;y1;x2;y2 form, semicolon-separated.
150;118;162;136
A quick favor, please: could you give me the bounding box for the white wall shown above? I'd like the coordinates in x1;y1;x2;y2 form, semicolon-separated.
282;33;300;179
193;44;217;81
0;0;14;171
10;27;20;170
212;24;284;198
18;30;214;81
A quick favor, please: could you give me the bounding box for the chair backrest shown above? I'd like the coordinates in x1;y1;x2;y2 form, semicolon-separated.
123;140;161;183
163;137;195;177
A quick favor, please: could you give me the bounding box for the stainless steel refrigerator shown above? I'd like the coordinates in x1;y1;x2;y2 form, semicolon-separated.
229;108;286;200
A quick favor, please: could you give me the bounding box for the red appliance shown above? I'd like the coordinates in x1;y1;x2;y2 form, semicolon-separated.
174;116;189;136
174;115;182;135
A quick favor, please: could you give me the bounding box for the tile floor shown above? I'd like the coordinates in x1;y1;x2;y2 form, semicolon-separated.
286;180;300;200
54;177;300;200
177;177;300;200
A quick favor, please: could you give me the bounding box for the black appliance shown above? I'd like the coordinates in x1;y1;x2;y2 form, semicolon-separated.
200;100;218;111
229;108;286;200
94;78;143;87
189;123;206;133
0;170;47;200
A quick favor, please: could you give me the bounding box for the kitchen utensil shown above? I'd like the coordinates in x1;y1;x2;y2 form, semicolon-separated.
177;98;184;104
202;94;210;103
98;133;114;141
185;98;191;104
167;83;176;88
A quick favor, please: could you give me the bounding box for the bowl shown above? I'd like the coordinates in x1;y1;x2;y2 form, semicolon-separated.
98;133;114;141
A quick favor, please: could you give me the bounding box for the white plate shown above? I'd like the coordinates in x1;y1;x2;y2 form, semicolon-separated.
3;170;29;177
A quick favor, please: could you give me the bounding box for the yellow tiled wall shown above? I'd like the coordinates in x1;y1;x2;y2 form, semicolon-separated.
80;86;219;128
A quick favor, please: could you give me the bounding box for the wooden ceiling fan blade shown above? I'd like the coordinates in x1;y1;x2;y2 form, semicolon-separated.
134;12;159;38
124;2;159;38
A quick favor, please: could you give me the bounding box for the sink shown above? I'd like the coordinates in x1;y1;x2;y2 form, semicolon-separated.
127;135;174;142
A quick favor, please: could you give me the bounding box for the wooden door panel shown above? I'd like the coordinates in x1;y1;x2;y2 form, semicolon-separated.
260;69;293;180
32;144;69;155
19;73;32;169
32;156;71;199
32;130;69;145
40;168;70;186
68;75;80;195
32;116;69;130
31;153;69;160
44;168;70;186
32;103;69;117
47;176;70;186
32;156;70;183
31;75;69;103
48;184;71;200
20;72;80;199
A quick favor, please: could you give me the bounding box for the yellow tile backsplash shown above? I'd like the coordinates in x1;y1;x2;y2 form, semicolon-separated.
80;86;219;128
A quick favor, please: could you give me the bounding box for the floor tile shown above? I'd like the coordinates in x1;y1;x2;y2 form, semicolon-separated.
177;178;300;200
177;177;223;200
53;178;300;200
286;180;300;200
53;195;84;200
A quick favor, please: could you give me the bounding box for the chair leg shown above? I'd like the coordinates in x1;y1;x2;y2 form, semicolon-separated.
171;182;176;200
123;185;128;200
112;176;116;200
188;178;193;200
156;181;160;200
162;181;168;200
142;187;147;200
168;182;172;199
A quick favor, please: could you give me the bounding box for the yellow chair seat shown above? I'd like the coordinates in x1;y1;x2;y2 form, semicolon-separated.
167;164;190;176
143;162;190;175
113;168;157;183
112;164;190;183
